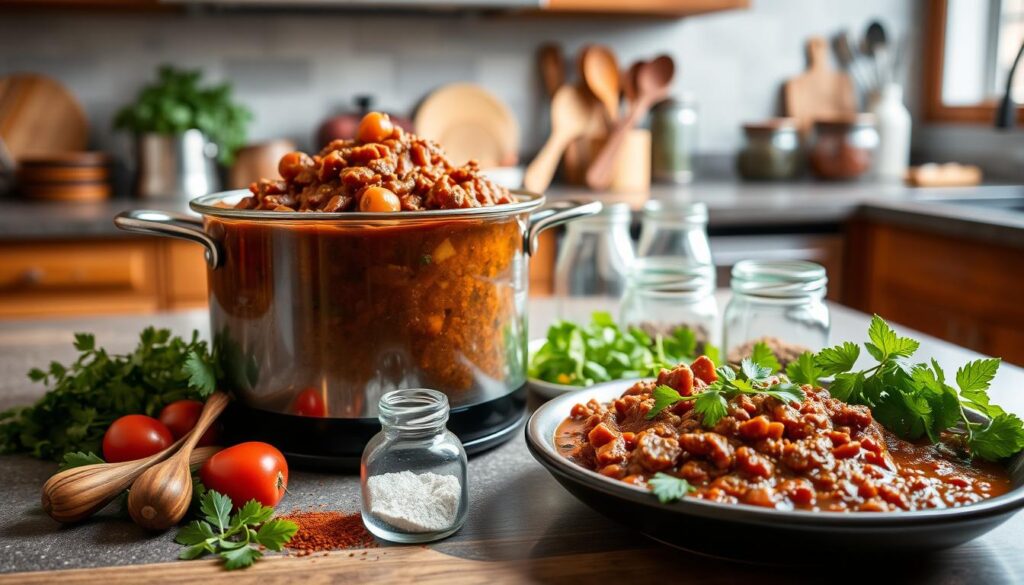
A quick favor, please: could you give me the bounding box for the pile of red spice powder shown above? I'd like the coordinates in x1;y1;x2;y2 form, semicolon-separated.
278;510;378;556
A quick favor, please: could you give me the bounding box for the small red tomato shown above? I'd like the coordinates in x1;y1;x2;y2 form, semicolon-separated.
158;399;219;447
200;442;289;508
292;388;327;418
102;414;174;463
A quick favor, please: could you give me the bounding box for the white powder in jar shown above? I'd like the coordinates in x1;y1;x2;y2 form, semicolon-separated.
366;470;462;533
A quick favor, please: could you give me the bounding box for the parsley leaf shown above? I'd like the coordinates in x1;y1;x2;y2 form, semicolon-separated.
815;341;861;376
185;351;217;397
58;451;105;471
176;491;297;570
757;383;806;405
648;473;694;503
741;357;772;383
647;385;685;420
693;391;729;426
865;314;920;362
969;414;1024;461
749;341;781;374
786;352;822;385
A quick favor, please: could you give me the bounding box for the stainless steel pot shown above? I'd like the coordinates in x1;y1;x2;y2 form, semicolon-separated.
116;190;599;464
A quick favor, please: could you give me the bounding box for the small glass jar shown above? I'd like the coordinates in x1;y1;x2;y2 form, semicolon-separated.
554;202;634;298
360;389;468;544
722;260;830;364
637;199;712;269
736;119;803;181
651;94;698;184
620;258;719;348
808;115;879;181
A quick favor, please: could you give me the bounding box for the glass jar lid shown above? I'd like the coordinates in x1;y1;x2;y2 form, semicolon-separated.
642;199;708;224
627;257;714;298
730;260;827;298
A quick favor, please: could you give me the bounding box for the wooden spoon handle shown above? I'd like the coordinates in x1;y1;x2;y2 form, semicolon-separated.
178;392;230;455
524;131;576;194
585;103;646;191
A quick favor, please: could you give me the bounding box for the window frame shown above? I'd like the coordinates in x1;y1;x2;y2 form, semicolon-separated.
924;0;1024;124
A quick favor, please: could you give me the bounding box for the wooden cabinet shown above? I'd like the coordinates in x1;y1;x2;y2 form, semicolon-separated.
0;238;207;318
843;218;1024;365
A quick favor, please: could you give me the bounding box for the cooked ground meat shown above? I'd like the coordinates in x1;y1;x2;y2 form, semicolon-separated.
557;359;1012;512
234;112;514;212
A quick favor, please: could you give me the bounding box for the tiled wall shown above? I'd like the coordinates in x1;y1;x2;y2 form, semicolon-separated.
0;1;921;159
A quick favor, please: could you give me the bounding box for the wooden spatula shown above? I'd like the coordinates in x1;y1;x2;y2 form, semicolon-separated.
784;37;857;134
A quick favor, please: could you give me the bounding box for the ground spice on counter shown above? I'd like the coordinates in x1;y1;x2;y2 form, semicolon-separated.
278;510;378;556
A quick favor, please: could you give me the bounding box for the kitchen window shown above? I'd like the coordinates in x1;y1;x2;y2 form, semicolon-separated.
926;0;1024;124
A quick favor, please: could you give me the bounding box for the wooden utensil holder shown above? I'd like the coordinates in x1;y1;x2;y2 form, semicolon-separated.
562;128;650;192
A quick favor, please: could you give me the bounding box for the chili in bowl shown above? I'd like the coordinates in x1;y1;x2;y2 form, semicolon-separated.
526;354;1024;558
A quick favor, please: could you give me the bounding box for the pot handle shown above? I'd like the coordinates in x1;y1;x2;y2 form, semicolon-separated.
114;210;222;269
525;199;603;256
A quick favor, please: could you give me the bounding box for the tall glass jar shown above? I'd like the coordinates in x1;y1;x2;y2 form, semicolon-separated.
554;202;634;298
361;389;468;544
637;200;713;269
620;257;719;347
722;260;830;365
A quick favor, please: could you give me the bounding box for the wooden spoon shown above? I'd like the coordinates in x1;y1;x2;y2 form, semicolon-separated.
127;392;229;531
622;60;643;109
537;43;565;100
42;444;222;524
585;55;675;191
524;85;592;194
580;45;621;124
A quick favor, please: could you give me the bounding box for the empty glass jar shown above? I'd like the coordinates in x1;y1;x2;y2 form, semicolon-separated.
620;257;719;347
360;389;468;544
722;260;830;364
637;200;712;268
554;202;634;298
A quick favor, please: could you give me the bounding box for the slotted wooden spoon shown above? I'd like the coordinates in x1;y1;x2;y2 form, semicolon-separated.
127;392;229;530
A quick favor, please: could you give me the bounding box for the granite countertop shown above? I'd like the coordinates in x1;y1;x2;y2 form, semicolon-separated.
1;298;1024;582
3;182;1023;246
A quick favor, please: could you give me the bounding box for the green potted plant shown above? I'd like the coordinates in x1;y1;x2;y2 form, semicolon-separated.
115;65;251;199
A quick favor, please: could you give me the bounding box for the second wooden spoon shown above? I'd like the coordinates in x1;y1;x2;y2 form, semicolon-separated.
580;45;621;125
128;392;229;530
524;85;592;194
586;55;675;191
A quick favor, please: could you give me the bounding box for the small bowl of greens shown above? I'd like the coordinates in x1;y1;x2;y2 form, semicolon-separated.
527;312;718;399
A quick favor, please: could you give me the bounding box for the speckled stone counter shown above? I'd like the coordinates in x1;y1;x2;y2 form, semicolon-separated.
1;299;1024;583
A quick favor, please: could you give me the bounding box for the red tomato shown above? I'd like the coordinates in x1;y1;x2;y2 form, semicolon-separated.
200;442;289;508
158;399;219;446
102;414;174;463
292;388;327;417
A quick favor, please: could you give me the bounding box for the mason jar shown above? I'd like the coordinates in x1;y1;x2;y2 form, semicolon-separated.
637;200;713;269
360;389;468;543
554;202;634;298
650;94;698;184
619;257;719;348
722;260;829;365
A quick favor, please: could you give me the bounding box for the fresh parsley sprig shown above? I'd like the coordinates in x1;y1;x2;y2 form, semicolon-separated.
648;473;695;503
646;343;805;426
0;327;218;460
808;315;1024;461
176;490;298;570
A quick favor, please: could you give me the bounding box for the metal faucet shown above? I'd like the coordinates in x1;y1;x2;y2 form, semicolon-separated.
995;39;1024;130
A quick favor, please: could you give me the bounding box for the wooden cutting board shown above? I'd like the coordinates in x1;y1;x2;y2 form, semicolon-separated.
784;37;857;134
414;83;519;168
0;73;88;163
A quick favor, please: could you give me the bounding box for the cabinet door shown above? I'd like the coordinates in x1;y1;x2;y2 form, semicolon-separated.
844;220;1024;365
0;240;161;318
161;240;208;309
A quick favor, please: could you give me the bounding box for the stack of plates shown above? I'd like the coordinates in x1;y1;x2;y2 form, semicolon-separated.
17;152;112;201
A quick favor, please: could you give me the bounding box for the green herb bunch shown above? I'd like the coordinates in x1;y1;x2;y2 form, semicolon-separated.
793;315;1024;461
529;312;717;387
176;490;298;570
114;65;252;165
0;327;218;460
647;342;805;426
